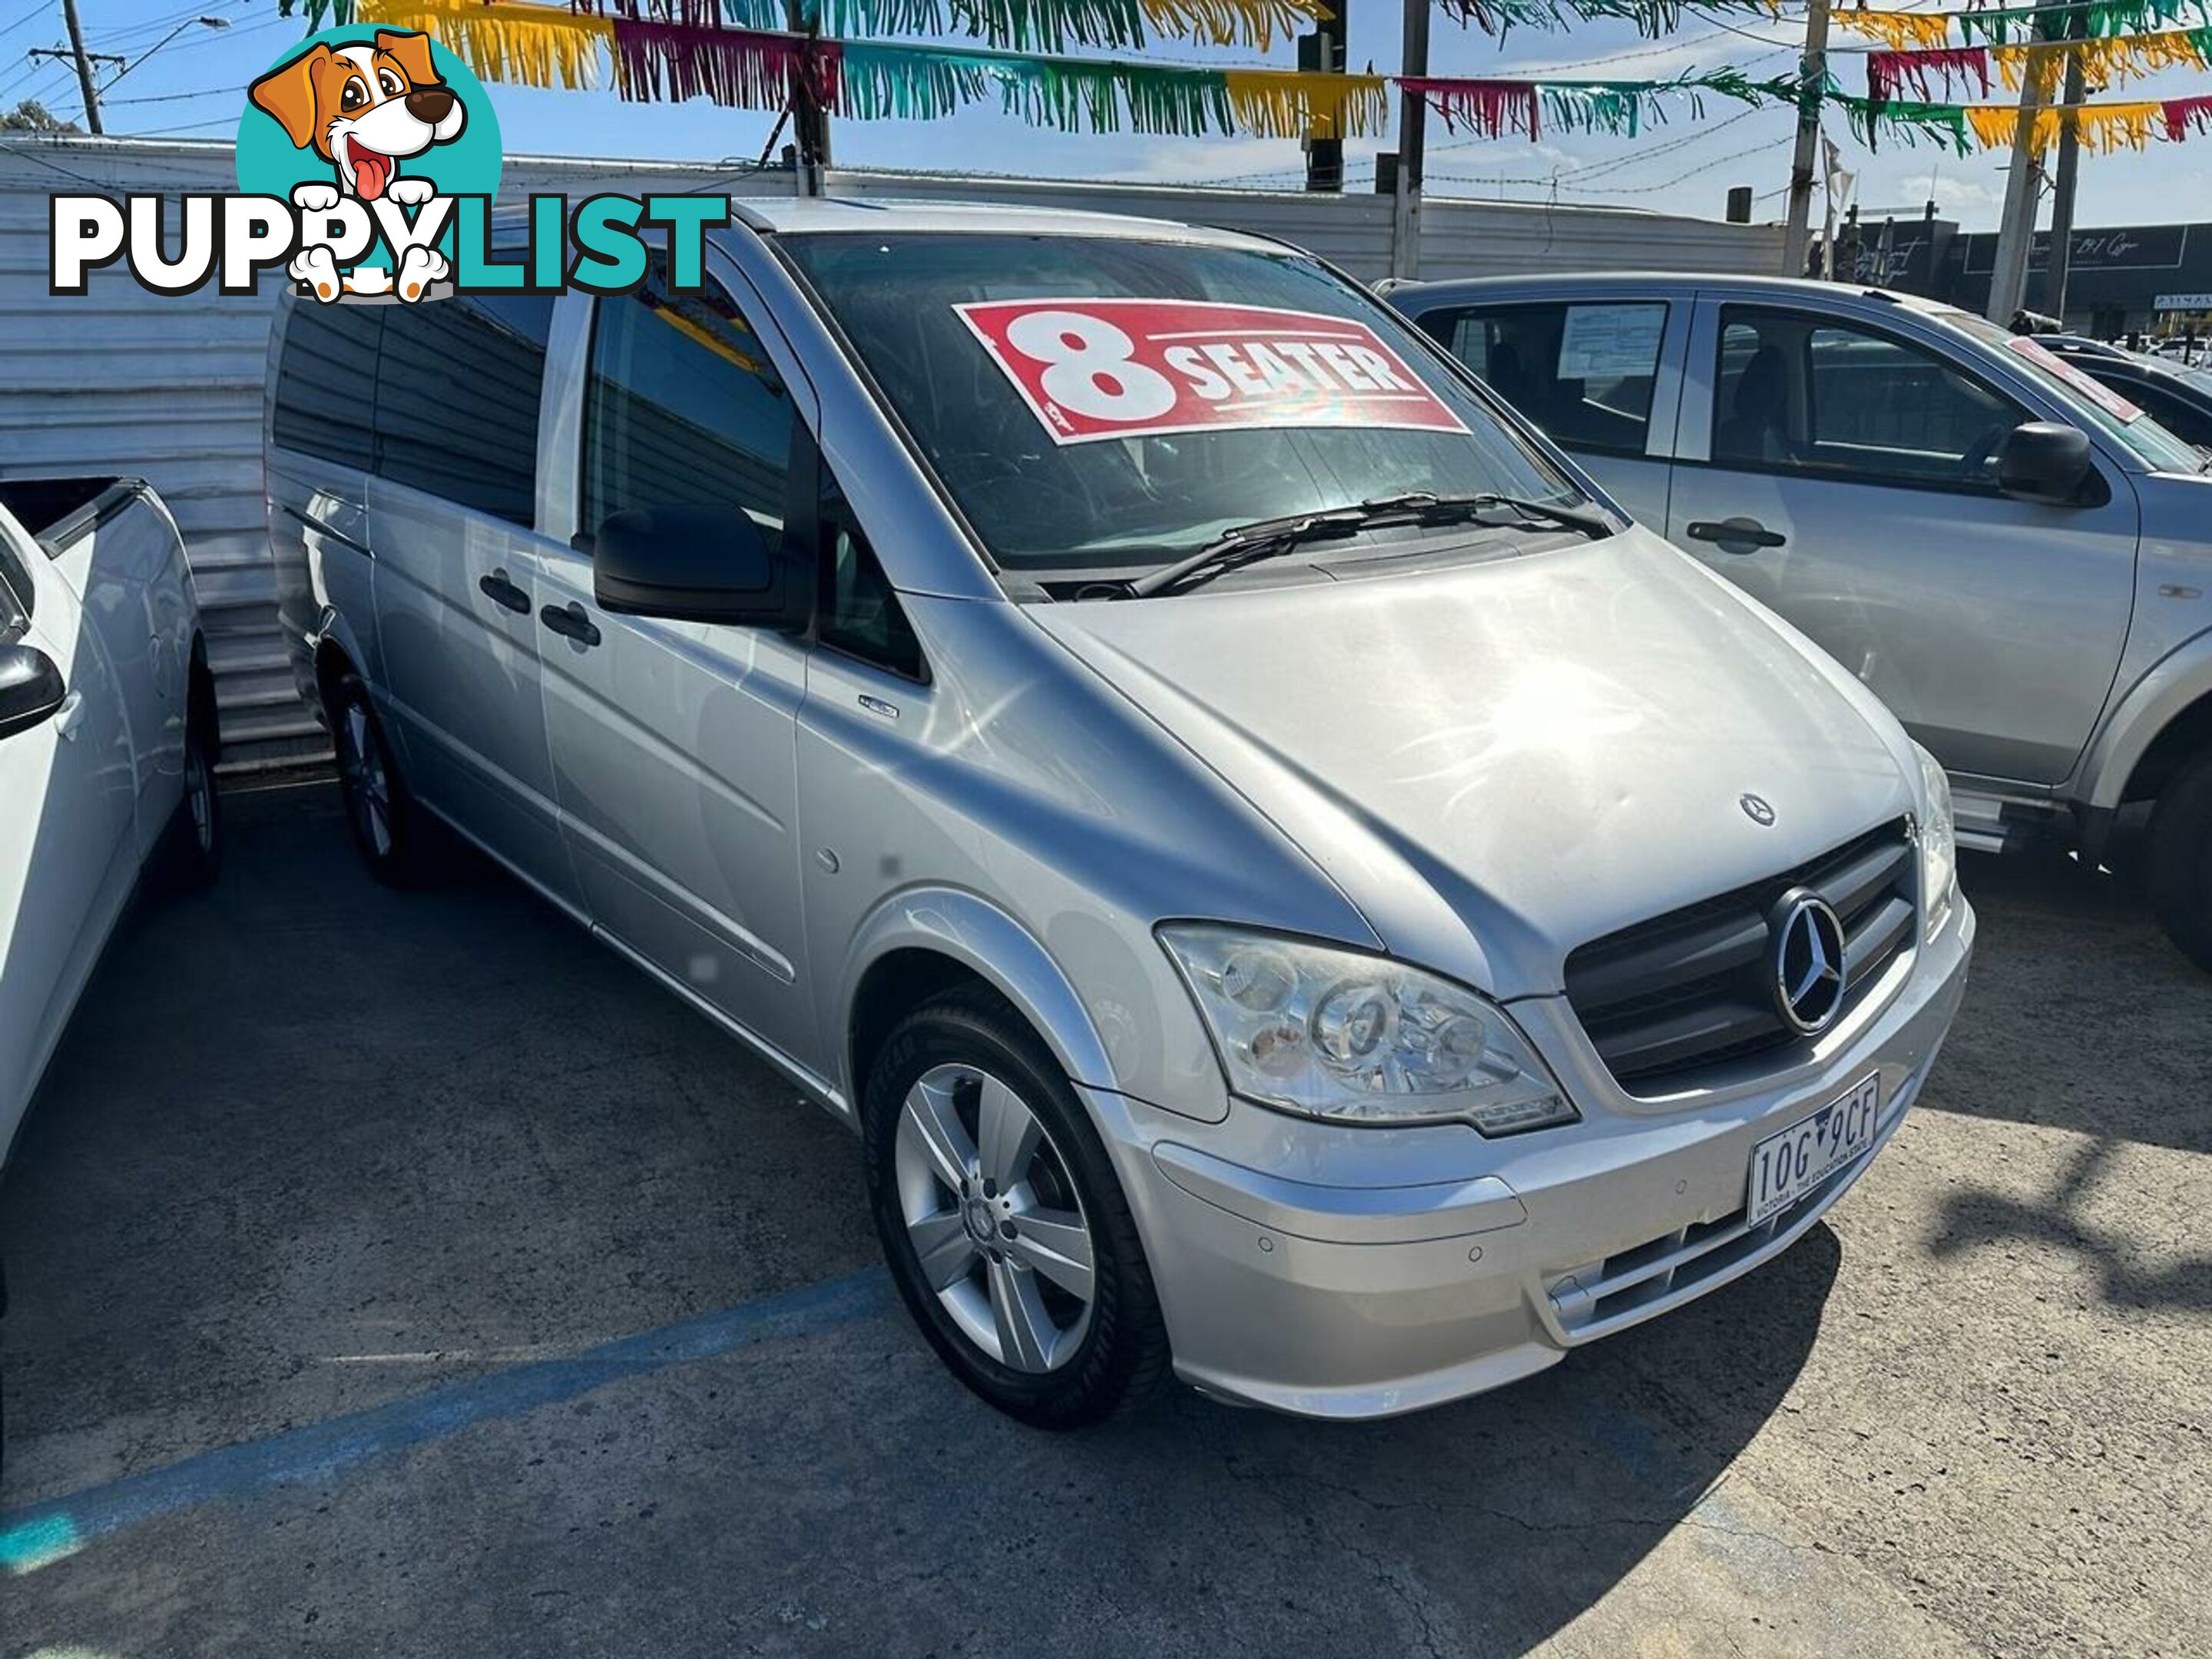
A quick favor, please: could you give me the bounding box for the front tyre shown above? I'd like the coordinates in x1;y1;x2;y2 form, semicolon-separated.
863;988;1170;1429
2145;748;2212;974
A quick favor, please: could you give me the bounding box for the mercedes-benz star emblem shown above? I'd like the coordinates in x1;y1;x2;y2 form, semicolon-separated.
1740;793;1777;826
1770;889;1848;1035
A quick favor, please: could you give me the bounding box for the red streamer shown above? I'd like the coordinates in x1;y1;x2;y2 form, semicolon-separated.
1399;76;1541;139
2165;93;2212;140
610;18;842;109
1867;45;1991;101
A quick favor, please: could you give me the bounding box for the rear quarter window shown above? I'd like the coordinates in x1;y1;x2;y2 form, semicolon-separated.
273;300;383;470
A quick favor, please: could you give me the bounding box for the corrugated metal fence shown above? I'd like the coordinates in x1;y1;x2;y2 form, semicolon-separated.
0;136;1783;773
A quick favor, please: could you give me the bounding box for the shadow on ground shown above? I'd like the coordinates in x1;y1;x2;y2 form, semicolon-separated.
0;784;1851;1657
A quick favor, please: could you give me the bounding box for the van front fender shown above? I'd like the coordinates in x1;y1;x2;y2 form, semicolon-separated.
835;887;1122;1107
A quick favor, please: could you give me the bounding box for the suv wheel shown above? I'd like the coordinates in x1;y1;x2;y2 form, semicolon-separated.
863;987;1170;1429
2146;748;2212;973
327;673;423;885
163;684;223;889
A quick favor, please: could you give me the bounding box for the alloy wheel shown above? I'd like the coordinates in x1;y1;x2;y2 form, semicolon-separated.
338;697;392;859
892;1062;1098;1373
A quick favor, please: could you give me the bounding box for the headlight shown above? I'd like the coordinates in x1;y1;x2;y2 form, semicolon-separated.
1158;926;1578;1135
1915;743;1957;942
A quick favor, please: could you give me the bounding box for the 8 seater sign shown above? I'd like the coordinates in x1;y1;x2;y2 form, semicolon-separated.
955;297;1469;445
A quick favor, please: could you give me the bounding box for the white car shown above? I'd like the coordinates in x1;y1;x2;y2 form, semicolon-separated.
1;477;221;1177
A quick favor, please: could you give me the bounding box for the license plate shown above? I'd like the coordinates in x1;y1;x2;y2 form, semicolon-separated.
1747;1073;1883;1227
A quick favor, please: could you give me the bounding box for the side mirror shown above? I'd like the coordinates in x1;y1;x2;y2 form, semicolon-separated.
1996;422;2096;507
591;505;806;628
0;641;66;739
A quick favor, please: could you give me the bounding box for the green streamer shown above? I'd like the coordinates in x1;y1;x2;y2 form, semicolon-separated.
836;38;1233;131
839;41;998;117
1953;0;2211;42
1836;91;1975;154
949;0;1147;50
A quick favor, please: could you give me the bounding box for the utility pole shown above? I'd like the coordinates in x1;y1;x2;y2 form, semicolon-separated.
1985;10;2067;323
1389;0;1429;279
1780;0;1831;279
783;0;829;195
1301;0;1347;192
31;0;120;135
2041;11;2091;320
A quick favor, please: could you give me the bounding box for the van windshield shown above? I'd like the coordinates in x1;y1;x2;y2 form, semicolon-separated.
782;232;1582;575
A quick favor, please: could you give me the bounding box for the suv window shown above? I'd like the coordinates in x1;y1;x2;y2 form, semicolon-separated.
817;469;922;680
1436;300;1667;456
581;259;796;545
273;300;384;469
2115;375;2212;449
1715;307;2022;487
375;292;555;525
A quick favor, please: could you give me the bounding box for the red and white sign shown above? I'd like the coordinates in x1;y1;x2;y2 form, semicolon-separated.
954;297;1469;446
2008;335;2145;424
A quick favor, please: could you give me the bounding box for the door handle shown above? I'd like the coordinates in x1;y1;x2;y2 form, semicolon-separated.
477;569;531;615
53;690;85;740
539;601;601;649
1686;518;1787;552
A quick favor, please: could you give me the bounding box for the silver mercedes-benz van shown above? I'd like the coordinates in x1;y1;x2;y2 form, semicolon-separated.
266;200;1972;1427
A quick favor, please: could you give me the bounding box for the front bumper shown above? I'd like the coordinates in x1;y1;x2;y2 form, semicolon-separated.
1088;899;1975;1420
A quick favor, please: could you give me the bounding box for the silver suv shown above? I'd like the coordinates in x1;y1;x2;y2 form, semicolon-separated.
266;203;1972;1426
1392;274;2212;971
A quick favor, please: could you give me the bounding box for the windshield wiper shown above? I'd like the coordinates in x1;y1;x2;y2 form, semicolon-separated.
1124;491;1613;600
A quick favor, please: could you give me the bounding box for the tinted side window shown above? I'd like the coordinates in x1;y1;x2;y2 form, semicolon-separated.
2118;377;2212;448
375;292;554;525
582;260;795;541
273;300;383;469
1437;300;1667;456
1714;306;2020;487
818;470;922;680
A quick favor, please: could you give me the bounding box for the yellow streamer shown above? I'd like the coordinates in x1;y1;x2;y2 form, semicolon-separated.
1965;98;2167;152
1138;0;1332;51
357;0;612;90
1221;69;1386;138
1833;9;1956;48
1991;28;2212;91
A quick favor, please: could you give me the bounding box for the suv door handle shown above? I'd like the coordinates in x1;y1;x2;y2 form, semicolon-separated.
1686;518;1787;551
477;570;531;614
539;601;601;649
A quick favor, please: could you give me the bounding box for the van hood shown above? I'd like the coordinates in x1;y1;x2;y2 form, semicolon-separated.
1027;528;1918;997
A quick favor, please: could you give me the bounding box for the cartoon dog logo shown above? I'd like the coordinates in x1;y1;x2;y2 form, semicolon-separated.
249;29;463;301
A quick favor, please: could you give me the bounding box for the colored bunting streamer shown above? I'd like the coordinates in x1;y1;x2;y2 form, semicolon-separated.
369;0;611;85
1992;25;2212;86
1866;45;1991;101
1438;0;1777;37
2169;91;2212;134
1836;0;2212;48
590;0;1323;48
1964;97;2169;151
356;0;2212;157
1866;25;2212;102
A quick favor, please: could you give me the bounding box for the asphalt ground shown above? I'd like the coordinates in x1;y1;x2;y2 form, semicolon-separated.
2;782;2206;1657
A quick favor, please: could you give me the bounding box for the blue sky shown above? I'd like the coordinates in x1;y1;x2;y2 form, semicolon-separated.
4;0;2205;230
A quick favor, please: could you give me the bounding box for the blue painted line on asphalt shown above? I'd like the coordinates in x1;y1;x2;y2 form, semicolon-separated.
0;1268;892;1574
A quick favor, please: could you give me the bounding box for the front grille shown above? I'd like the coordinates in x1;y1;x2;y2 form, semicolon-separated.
1564;820;1915;1091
